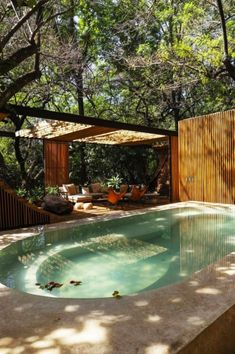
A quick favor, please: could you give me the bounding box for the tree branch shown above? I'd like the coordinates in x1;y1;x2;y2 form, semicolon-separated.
0;42;37;75
0;131;15;138
0;70;41;109
0;0;49;51
31;8;73;42
216;0;229;57
216;0;235;80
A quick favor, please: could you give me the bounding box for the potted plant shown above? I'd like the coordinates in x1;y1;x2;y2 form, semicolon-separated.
106;174;123;191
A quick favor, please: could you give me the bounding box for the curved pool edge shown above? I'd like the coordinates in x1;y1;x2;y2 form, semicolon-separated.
1;201;235;353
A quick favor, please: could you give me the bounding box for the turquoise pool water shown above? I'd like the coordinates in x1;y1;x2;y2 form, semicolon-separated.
1;205;235;298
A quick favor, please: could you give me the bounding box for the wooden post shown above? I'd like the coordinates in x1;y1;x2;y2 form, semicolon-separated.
44;140;69;187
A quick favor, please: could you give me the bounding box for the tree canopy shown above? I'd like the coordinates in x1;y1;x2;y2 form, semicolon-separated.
0;0;235;189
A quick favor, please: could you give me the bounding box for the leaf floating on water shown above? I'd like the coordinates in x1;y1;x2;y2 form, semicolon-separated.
48;282;63;291
54;282;63;288
70;280;82;286
112;290;122;299
37;281;63;291
112;290;119;296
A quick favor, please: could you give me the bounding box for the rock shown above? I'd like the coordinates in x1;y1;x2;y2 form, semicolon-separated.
74;202;84;210
83;202;93;210
42;194;73;215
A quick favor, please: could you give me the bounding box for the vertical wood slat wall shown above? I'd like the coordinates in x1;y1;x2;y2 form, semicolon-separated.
44;140;69;187
0;181;50;231
179;109;235;204
170;136;179;202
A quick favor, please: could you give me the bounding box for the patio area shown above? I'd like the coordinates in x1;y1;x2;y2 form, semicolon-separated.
47;195;170;223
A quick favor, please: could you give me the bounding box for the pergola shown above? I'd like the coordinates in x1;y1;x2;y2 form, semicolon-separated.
1;104;179;201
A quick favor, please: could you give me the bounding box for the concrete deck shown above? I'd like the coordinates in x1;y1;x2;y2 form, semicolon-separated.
1;202;235;354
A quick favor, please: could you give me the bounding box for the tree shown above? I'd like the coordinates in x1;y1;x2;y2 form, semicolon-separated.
1;0;235;190
0;0;51;109
216;0;235;80
0;0;72;187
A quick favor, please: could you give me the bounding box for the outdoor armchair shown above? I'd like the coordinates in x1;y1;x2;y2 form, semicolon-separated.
128;185;148;201
107;186;128;205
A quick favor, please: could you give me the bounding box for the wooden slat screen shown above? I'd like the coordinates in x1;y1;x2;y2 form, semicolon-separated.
44;140;69;187
0;181;50;231
179;109;235;204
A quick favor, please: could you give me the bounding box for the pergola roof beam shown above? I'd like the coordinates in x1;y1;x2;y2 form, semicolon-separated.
5;104;177;137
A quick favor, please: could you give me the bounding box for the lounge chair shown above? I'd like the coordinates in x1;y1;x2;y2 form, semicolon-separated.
107;186;128;205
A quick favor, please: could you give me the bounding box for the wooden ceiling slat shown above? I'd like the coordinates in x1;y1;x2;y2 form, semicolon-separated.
52;126;118;141
76;130;165;145
120;137;167;146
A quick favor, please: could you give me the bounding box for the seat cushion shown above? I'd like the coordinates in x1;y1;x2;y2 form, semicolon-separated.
90;183;102;193
68;194;92;203
63;183;77;195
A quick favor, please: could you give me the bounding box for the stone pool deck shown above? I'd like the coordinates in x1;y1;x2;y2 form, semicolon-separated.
1;202;235;354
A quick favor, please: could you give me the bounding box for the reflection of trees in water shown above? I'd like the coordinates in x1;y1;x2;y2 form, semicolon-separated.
22;233;46;253
179;212;235;275
37;233;168;282
5;272;15;288
38;252;74;280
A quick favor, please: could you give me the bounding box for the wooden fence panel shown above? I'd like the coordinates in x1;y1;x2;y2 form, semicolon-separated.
179;110;235;204
0;181;50;231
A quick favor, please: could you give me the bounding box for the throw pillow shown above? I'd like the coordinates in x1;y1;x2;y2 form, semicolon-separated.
63;183;77;195
82;186;90;194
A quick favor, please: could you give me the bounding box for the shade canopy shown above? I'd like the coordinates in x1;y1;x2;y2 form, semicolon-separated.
5;104;177;145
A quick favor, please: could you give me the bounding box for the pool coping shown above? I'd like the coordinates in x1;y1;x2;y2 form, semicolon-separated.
1;201;235;353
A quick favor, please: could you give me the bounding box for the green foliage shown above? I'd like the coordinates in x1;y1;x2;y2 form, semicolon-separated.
29;186;45;202
16;187;27;198
45;185;60;196
69;143;158;187
16;185;44;204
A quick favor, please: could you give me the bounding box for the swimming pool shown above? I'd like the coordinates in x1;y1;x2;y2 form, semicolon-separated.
0;204;235;299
